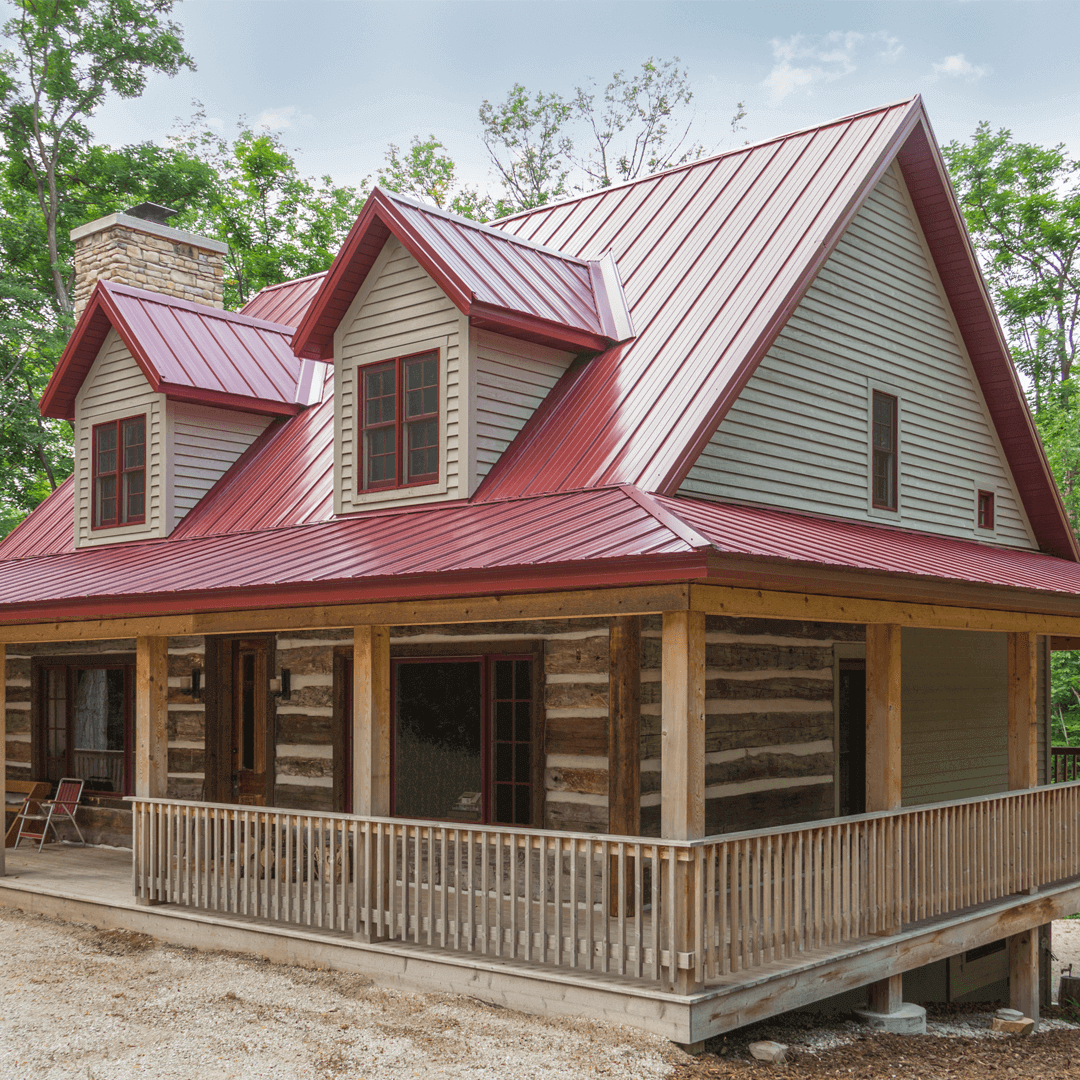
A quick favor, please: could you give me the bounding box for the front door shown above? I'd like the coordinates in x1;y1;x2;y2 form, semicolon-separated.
232;640;269;805
837;659;866;816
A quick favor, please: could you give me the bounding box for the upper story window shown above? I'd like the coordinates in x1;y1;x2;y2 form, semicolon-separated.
978;489;995;530
360;350;439;490
871;390;898;511
93;415;146;528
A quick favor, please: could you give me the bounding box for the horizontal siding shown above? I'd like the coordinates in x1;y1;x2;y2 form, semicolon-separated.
337;238;461;512
73;330;166;547
901;628;1008;806
681;165;1036;551
473;331;575;484
169;403;270;527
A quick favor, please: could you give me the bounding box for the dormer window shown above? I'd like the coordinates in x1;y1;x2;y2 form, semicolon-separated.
361;350;439;490
93;416;146;528
978;489;995;530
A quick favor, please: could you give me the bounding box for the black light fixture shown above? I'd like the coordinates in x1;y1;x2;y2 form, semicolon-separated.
270;668;291;698
191;667;202;698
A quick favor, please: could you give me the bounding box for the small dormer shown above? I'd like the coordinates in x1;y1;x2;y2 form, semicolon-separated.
44;208;326;548
291;190;634;513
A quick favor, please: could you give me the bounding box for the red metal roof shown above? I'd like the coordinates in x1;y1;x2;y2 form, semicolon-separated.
292;188;632;360
173;366;336;537
241;272;326;328
41;280;315;420
0;487;699;622
0;478;75;561
474;97;1077;562
664;495;1080;597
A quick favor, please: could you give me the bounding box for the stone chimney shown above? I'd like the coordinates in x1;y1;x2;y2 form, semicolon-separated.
70;202;228;319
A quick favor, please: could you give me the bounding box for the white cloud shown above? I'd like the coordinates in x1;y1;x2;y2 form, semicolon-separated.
931;53;988;81
764;31;903;102
255;105;300;131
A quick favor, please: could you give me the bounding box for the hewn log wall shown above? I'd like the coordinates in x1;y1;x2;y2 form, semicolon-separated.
642;615;865;836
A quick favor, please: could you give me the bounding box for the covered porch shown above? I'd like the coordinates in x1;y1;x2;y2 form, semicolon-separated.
1;576;1079;1044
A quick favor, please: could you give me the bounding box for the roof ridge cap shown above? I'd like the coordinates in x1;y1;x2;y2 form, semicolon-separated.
375;186;592;265
100;279;299;335
490;95;922;229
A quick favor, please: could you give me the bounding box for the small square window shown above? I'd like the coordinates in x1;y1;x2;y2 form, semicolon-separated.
978;490;995;530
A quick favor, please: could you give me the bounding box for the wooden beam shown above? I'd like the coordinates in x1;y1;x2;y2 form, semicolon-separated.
661;611;706;841
661;610;705;995
1050;636;1080;651
1008;633;1039;791
135;637;168;799
0;584;691;644
0;643;5;877
691;583;1080;637
1010;927;1040;1026
608;616;641;838
352;626;390;818
865;624;902;814
865;624;902;1015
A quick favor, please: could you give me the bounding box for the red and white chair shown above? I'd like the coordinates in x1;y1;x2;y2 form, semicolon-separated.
14;778;86;851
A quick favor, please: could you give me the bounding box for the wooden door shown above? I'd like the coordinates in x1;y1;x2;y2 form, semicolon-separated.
232;640;269;805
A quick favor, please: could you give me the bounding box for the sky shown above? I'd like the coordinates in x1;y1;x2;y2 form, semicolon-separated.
57;1;1080;195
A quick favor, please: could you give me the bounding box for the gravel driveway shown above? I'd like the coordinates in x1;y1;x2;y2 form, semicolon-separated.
0;907;674;1080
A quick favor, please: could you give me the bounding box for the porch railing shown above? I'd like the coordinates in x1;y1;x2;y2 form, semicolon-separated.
1052;746;1080;783
130;782;1080;990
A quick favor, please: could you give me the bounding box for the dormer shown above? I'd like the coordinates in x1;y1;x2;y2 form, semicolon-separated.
41;279;324;548
291;189;634;512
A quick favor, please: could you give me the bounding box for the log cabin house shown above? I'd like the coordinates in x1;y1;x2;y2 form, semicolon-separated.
0;95;1078;1047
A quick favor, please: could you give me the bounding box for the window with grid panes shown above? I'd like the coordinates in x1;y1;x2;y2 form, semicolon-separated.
359;350;439;490
492;658;533;826
92;415;146;527
871;391;898;511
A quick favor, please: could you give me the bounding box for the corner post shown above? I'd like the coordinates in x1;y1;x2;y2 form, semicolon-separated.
609;616;641;914
857;625;924;1032
135;636;169;798
661;610;705;998
0;643;6;877
1008;632;1040;1026
353;625;390;942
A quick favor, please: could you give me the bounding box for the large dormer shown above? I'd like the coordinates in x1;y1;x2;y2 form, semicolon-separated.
291;189;634;512
42;278;323;548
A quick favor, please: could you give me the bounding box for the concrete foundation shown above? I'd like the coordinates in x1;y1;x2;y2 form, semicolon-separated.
852;1003;927;1034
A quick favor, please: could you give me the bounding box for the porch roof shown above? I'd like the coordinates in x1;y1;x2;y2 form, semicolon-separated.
1;483;1080;626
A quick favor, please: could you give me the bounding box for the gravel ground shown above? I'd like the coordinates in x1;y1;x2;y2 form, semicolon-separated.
0;907;674;1080
1;906;1078;1080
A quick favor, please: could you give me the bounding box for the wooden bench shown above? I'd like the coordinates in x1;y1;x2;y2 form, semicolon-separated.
4;781;51;847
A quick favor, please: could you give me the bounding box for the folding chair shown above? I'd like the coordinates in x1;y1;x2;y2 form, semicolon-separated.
14;778;86;851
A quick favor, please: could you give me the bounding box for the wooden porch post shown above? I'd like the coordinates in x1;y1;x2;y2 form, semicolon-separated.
661;610;705;997
865;624;903;1016
135;636;169;798
0;643;6;877
352;626;390;817
608;615;642;837
1008;632;1040;1024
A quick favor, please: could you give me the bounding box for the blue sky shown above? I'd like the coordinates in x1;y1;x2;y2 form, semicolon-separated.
81;0;1080;194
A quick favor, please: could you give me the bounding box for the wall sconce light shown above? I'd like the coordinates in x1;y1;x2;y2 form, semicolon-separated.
269;668;291;698
180;668;203;698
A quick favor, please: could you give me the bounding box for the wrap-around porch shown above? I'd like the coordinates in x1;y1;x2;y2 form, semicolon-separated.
2;582;1079;1045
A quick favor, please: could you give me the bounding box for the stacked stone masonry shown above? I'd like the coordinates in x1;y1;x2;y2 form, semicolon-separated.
72;223;225;318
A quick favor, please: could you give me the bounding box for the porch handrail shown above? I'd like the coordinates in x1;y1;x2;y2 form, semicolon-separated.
1052;747;1080;783
130;781;1080;991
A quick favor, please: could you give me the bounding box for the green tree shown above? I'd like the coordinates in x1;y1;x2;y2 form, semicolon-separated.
942;125;1080;416
0;0;195;316
171;114;366;308
378;135;495;221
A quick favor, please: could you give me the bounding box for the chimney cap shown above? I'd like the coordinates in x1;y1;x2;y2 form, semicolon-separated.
125;202;179;226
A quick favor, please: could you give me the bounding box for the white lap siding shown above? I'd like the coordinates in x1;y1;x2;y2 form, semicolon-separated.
680;164;1037;551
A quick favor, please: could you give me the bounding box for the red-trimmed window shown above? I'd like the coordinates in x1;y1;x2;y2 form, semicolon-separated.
93;416;146;528
978;489;995;530
871;391;898;511
360;350;439;490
